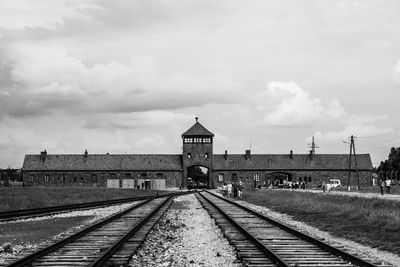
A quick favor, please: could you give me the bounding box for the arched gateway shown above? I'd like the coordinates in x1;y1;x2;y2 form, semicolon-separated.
182;117;214;189
187;165;209;188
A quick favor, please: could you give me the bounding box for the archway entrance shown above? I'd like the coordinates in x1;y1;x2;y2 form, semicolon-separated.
266;172;292;188
187;165;209;188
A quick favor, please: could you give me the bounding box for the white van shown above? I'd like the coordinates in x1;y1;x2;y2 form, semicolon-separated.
329;179;341;188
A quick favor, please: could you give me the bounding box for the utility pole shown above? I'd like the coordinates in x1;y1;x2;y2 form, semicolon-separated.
308;136;319;155
346;135;360;191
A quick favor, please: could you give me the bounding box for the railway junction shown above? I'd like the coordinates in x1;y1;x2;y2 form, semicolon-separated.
0;189;396;267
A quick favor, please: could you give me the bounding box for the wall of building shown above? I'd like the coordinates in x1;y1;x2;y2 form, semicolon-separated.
182;140;213;188
22;171;183;188
212;170;373;189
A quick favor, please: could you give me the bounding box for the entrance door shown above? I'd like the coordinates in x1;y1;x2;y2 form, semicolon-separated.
187;166;209;188
144;180;151;189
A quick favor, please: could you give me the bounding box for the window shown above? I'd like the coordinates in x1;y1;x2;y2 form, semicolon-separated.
125;173;131;178
194;137;201;143
60;174;66;183
184;138;193;144
157;173;163;178
232;173;238;182
92;174;98;183
29;173;34;182
44;174;50;183
73;177;77;183
187;153;192;159
204;153;209;159
203;138;211;143
254;173;259;181
218;173;224;182
80;177;84;183
111;173;116;179
308;177;312;182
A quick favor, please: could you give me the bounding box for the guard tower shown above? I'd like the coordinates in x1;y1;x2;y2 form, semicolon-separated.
181;117;214;188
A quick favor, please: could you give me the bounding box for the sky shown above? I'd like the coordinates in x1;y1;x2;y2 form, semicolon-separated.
0;0;400;168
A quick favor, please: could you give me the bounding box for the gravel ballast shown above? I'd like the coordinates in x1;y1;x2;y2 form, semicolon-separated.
236;199;400;267
129;194;240;267
0;202;137;264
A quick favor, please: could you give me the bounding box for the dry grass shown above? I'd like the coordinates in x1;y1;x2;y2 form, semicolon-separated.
242;190;400;254
334;186;400;195
0;187;167;212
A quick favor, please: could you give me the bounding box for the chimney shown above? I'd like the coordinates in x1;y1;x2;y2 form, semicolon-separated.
84;149;88;158
40;150;47;162
224;150;228;160
245;150;251;160
309;150;313;160
290;150;293;159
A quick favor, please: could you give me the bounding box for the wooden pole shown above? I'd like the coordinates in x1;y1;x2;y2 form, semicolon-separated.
347;136;352;191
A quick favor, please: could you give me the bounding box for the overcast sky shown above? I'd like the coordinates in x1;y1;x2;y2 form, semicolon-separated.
1;0;400;168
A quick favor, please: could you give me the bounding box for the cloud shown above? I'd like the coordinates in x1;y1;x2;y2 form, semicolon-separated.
395;59;400;84
314;125;394;142
345;114;388;125
0;0;101;30
263;81;346;126
0;45;243;119
82;111;192;130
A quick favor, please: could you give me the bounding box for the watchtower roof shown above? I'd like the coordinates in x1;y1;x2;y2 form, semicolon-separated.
182;119;214;137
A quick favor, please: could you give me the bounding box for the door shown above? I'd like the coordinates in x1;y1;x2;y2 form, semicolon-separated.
107;179;120;188
122;179;135;188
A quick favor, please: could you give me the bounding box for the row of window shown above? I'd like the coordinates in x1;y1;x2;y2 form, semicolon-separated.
29;173;165;183
217;173;312;183
187;153;209;159
183;137;212;144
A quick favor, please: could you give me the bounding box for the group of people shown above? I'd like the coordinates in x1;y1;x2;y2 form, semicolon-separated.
321;181;333;192
221;181;243;198
379;179;392;195
264;180;307;189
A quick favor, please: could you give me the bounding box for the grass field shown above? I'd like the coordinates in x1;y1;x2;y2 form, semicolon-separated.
333;185;400;195
0;187;169;212
242;190;400;255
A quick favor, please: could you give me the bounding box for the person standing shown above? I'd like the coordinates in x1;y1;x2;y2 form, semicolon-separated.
237;180;243;198
385;179;391;194
379;179;385;195
222;183;228;197
227;182;232;198
233;183;238;198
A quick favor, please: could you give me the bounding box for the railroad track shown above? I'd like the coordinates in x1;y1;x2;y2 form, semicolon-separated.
196;190;388;267
3;194;183;267
0;191;185;222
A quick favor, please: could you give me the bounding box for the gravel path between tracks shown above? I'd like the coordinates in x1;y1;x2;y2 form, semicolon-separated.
235;199;400;267
129;194;240;267
0;202;137;264
0;202;136;225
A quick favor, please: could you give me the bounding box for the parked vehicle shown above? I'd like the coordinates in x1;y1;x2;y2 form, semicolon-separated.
329;179;341;188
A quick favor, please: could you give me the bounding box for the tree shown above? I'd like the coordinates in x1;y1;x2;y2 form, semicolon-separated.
378;147;400;172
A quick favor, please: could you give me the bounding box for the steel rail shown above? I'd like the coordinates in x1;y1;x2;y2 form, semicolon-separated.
0;191;186;221
197;191;290;267
7;197;157;267
205;190;377;267
89;195;173;266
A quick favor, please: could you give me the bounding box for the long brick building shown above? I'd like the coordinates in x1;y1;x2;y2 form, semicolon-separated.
22;119;373;189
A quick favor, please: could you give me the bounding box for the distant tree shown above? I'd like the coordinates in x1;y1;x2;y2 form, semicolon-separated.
378;146;400;172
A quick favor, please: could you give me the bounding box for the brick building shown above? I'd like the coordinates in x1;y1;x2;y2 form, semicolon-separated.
22;119;373;189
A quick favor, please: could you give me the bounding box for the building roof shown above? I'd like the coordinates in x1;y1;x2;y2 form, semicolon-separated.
213;153;373;171
23;153;373;172
23;154;182;171
181;121;214;137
